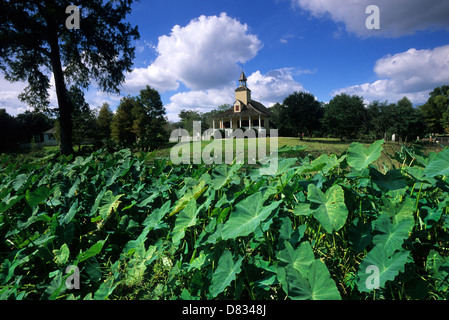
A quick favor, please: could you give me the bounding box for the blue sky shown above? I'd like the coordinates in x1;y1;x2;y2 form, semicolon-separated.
1;0;449;121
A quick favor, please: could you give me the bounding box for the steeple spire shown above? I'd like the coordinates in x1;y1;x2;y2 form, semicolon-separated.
239;71;247;87
235;71;251;105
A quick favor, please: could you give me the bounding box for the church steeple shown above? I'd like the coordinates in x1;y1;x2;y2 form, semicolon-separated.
239;71;247;87
235;71;251;105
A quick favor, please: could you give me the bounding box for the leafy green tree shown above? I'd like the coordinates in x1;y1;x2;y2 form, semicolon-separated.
278;92;323;137
390;97;423;141
132;86;168;150
68;86;97;149
268;103;283;130
366;100;388;140
322;94;367;140
179;110;207;135
420;85;449;133
96;103;114;141
0;1;139;154
111;97;137;147
367;98;426;141
110;87;167;150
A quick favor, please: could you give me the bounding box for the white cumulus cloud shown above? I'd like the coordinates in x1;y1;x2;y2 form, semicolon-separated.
123;13;263;93
333;45;449;104
247;68;307;107
164;86;234;122
292;0;449;37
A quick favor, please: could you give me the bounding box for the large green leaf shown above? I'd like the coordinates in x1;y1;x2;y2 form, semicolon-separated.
209;251;243;298
423;149;449;177
172;199;199;245
357;244;410;292
210;163;242;190
169;180;207;217
370;168;407;192
26;185;51;208
277;241;315;277
307;184;348;234
77;238;108;264
142;200;171;230
59;199;79;226
258;157;297;177
0;194;24;214
12;173;30;192
372;214;413;256
298;154;346;175
221;193;282;240
98;191;124;220
347;139;384;171
279;261;341;300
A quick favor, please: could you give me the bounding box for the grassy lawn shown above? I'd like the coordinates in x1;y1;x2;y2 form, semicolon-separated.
156;137;348;158
152;137;443;170
2;138;443;172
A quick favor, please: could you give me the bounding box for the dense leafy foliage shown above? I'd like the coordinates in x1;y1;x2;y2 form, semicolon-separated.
1;140;449;300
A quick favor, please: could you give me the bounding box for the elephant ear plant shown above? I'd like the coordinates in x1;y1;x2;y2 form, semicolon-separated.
1;141;449;300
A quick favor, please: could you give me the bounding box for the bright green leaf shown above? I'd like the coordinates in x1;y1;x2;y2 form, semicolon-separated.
53;244;70;266
221;193;281;240
169;180;207;217
357;244;410;292
172;199;198;245
347;139;384;171
423;148;449;177
98;191;124;220
77;238;107;263
277;241;315;277
280;260;341;300
307;184;348;234
210;163;242;190
372;214;413;256
209;251;243;298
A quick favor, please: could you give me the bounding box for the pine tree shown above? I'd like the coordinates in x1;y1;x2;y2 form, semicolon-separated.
134;86;168;150
97;103;114;141
111;97;137;148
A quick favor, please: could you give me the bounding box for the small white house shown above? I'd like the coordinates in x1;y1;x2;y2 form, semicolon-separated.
42;128;58;146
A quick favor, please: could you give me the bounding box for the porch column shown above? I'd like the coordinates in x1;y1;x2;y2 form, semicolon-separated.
249;115;251;129
213;120;215;130
230;117;233;129
221;118;224;129
239;115;242;128
259;115;261;130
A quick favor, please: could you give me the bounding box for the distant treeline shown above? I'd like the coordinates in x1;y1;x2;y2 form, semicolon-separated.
172;85;449;143
1;85;448;153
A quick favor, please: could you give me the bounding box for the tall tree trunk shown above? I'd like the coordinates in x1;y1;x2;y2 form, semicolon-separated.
47;24;73;155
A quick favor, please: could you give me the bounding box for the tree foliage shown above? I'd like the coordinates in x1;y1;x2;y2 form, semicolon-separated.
366;97;427;141
277;92;323;137
420;85;449;133
96;103;114;141
111;97;137;148
322;94;367;140
111;86;167;150
0;0;140;154
68;86;97;148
